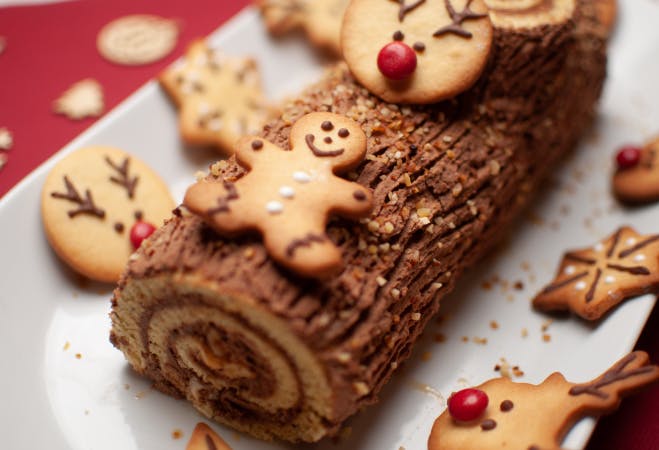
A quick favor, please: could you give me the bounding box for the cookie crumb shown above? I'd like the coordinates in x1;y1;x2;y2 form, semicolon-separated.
75;353;82;359
521;328;529;338
0;127;13;150
0;153;7;172
541;319;553;332
63;341;70;351
461;336;469;343
472;336;488;345
489;320;499;330
513;280;524;290
171;429;183;440
434;333;446;343
542;333;552;342
421;351;432;362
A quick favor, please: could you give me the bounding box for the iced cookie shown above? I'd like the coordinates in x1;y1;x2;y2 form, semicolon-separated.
484;0;576;29
160;40;274;155
258;0;349;55
41;146;175;282
612;138;659;204
186;423;232;450
53;79;104;120
97;15;179;66
532;226;659;320
429;351;659;450
341;0;493;104
184;112;373;278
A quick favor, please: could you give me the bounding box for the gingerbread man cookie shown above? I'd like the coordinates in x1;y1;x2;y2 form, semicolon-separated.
41;146;174;282
341;0;493;104
184;112;373;278
484;0;576;29
186;423;232;450
258;0;349;55
612;138;659;204
160;40;274;155
428;351;659;450
532;226;659;320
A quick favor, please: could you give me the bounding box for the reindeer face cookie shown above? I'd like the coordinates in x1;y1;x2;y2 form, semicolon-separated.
428;352;659;450
184;112;373;278
160;40;273;155
613;138;659;204
532;226;659;320
341;0;493;104
41;147;174;282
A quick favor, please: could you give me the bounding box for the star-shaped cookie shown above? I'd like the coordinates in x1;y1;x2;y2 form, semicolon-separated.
160;40;274;155
532;226;659;320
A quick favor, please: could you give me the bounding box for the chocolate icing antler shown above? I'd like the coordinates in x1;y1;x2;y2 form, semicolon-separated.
570;352;659;400
51;176;106;219
106;156;139;199
206;180;240;215
394;0;427;22
434;0;488;38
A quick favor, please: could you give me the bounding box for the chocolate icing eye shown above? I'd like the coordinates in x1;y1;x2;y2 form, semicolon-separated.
413;41;426;52
338;128;350;138
321;121;334;131
324;136;333;144
393;30;405;41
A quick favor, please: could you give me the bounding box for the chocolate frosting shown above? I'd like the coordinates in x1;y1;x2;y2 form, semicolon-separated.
113;0;608;439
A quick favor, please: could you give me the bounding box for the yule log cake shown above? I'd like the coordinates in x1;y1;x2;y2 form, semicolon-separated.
111;0;610;443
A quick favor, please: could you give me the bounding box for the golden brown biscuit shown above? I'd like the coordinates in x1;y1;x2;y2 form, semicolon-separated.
184;112;373;278
159;40;274;155
613;138;659;204
428;351;659;450
341;0;493;104
532;226;659;320
258;0;349;55
186;423;232;450
41;146;175;282
97;15;179;66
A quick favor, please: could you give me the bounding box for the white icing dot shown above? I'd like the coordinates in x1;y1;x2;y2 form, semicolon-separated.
279;186;295;199
634;254;646;262
574;281;587;291
594;243;604;252
564;265;576;275
626;237;637;246
266;201;283;214
293;171;312;183
604;275;616;284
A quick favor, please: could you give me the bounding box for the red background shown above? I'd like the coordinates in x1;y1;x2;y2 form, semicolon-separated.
0;1;656;448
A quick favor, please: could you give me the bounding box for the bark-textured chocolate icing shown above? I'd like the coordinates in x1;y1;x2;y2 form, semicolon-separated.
111;0;608;442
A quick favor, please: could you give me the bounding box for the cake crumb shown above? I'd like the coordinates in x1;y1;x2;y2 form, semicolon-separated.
135;391;146;399
353;381;370;396
171;429;183;440
542;333;552;342
512;365;525;377
75;353;82;359
521;328;529;338
124;383;130;390
461;336;469;343
433;333;446;343
421;351;432;362
411;312;421;321
472;336;488;345
541;319;553;332
513;280;524;290
489;320;499;330
63;341;70;351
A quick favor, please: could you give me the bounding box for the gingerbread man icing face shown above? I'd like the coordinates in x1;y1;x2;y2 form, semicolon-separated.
341;0;493;104
184;112;373;278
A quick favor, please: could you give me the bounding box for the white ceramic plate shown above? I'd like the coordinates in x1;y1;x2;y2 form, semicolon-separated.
2;3;659;449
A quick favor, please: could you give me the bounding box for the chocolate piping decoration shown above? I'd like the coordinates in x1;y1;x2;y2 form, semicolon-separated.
51;176;106;219
305;134;345;157
106;156;138;199
606;228;623;258
541;271;588;294
480;419;496;430
585;268;601;303
618;235;659;258
393;30;405;41
500;399;513;412
569;353;656;399
205;433;217;450
338;128;350;138
605;263;650;276
114;222;125;234
395;0;427;22
207;180;239;215
324;136;333;144
286;233;326;258
564;252;596;265
252;140;264;150
134;210;143;221
433;0;487;39
353;190;367;201
413;42;426;52
321;120;334;131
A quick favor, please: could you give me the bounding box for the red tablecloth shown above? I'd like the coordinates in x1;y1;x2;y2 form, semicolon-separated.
0;1;657;448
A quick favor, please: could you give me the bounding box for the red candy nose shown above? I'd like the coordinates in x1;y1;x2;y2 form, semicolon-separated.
615;145;642;170
447;388;489;422
130;221;157;249
377;41;417;81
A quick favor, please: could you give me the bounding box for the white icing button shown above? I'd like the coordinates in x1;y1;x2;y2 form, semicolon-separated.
293;171;312;183
604;275;616;284
564;265;576;275
594;243;604;252
574;281;587;291
634;254;646;262
266;201;283;214
626;237;637;246
279;186;295;199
